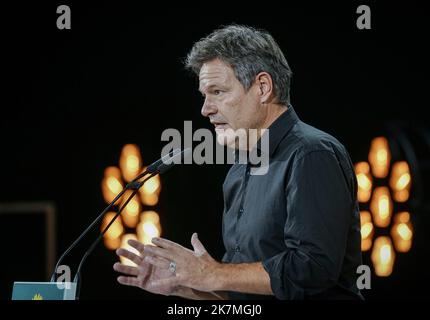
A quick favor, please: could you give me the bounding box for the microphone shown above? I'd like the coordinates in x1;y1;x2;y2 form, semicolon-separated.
50;148;191;299
157;148;192;173
72;147;191;298
130;147;190;182
50;148;190;282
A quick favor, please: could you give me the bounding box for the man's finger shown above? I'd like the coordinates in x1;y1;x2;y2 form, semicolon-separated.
151;237;183;251
113;262;139;276
191;233;207;256
143;244;174;260
127;239;145;254
117;276;140;288
144;255;171;269
116;248;142;265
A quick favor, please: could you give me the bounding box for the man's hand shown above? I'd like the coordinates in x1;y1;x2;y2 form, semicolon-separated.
142;233;220;292
113;240;180;296
114;237;227;299
143;233;273;296
115;233;272;297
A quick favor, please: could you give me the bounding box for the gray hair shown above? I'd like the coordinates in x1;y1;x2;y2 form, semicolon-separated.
185;24;292;105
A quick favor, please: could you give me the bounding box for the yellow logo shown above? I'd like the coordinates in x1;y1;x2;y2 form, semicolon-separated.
32;293;43;300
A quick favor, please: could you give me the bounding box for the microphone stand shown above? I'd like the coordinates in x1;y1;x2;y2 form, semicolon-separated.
49;148;190;298
49;170;152;282
72;172;156;299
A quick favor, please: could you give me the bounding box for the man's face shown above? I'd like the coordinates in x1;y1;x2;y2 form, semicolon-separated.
199;58;262;148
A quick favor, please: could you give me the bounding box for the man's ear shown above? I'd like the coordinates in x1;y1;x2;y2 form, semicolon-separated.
255;72;274;103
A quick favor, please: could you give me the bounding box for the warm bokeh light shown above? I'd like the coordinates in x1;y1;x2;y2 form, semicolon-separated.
140;210;160;225
102;145;164;257
137;211;161;244
120;144;142;182
120;190;141;228
355;137;415;277
119;234;140;266
355;162;373;203
101;167;124;203
370;187;393;227
397;224;413;240
140;174;161;206
391;212;413;252
368;137;391;178
360;211;374;251
371;236;395;277
389;161;412;202
101;212;124;250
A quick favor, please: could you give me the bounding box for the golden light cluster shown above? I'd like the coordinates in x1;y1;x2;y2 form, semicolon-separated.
101;144;162;266
355;137;413;277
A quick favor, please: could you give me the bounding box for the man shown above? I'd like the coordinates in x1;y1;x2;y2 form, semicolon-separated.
114;25;363;300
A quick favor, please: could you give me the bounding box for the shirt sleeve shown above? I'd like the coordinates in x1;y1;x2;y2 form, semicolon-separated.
262;149;356;299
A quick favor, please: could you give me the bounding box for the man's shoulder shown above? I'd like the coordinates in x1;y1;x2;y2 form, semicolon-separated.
280;120;348;160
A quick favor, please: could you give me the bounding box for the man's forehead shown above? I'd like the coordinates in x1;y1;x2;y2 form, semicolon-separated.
199;61;232;90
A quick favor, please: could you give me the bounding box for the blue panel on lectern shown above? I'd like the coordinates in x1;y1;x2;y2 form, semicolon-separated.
12;282;76;300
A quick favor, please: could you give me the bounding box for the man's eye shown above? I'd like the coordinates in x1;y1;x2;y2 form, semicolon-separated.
214;90;221;95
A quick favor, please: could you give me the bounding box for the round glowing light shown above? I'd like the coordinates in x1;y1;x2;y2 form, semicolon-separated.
376;149;388;166
370;187;393;228
371;236;395;277
379;244;392;263
390;161;412;202
355;162;373;203
142;176;160;194
140;210;160;224
378;195;390;219
357;173;372;191
107;177;122;194
102;167;124;203
360;211;373;251
101;212;124;250
397;212;410;223
127;155;140;171
396;173;411;190
120;144;142;182
142;222;160;238
361;222;373;239
397;223;412;241
368;137;391;178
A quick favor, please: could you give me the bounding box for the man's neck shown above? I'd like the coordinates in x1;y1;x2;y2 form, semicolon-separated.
244;103;288;151
260;103;288;130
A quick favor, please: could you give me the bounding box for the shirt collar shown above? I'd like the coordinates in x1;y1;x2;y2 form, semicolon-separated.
257;104;299;158
234;105;299;165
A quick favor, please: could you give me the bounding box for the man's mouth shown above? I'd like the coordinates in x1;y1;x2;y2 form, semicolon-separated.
213;123;229;130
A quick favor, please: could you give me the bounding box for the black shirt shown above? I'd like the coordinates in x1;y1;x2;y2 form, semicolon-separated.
221;106;363;300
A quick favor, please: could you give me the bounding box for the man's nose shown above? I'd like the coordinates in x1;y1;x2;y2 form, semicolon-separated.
201;97;217;117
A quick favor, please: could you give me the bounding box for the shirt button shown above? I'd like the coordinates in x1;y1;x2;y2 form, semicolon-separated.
239;208;244;214
235;245;241;252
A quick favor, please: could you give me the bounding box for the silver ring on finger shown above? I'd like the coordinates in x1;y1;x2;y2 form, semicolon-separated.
168;261;176;274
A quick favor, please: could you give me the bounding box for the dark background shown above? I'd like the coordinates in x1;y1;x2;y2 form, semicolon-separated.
1;2;429;300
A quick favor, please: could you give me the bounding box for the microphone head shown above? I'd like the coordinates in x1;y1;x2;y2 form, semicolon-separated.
134;148;191;180
157;148;192;174
145;149;180;174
